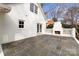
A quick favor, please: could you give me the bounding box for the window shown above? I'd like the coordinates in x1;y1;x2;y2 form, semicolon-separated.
30;3;38;14
37;23;42;33
19;20;24;28
30;3;34;12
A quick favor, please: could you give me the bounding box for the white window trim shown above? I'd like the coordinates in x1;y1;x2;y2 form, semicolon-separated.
18;19;25;29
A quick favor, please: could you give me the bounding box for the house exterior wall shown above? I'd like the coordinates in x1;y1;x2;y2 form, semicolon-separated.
0;3;46;44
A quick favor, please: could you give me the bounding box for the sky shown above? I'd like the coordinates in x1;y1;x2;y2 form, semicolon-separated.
42;3;79;19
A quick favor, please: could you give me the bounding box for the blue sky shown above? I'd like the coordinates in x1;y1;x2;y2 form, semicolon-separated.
42;3;79;19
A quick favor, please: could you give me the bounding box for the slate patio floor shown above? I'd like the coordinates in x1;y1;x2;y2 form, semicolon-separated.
2;34;79;56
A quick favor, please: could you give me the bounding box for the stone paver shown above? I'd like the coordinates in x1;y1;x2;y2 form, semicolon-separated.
2;34;79;56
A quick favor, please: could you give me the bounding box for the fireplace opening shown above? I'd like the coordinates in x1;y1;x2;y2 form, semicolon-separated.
55;31;60;34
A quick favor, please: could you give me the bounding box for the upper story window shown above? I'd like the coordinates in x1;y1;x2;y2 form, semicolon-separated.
30;3;38;14
19;20;24;28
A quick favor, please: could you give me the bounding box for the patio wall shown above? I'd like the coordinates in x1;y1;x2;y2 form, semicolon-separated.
63;28;75;37
45;28;75;37
45;29;53;34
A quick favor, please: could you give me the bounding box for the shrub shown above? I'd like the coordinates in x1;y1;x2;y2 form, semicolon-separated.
62;24;74;28
76;28;79;33
76;25;79;33
52;17;57;22
46;24;53;28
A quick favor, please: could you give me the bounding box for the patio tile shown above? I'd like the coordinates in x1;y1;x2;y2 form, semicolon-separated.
2;35;79;56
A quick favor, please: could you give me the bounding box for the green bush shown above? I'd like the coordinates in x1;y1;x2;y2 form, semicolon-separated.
76;25;79;33
62;24;74;28
52;17;57;22
47;24;53;28
76;28;79;33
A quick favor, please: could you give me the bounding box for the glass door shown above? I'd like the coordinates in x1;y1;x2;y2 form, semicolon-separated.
37;23;42;33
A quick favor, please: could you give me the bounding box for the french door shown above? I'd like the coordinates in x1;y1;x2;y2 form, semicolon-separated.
37;23;42;33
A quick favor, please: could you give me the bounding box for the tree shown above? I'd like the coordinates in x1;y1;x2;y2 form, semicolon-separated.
66;6;79;28
52;17;57;22
62;16;74;28
40;3;44;7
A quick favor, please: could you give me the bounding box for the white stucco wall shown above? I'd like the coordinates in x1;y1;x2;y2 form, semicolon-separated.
0;3;46;44
53;22;63;35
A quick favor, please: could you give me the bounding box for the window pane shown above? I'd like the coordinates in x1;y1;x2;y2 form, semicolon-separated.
35;5;38;14
21;25;24;28
21;21;24;24
30;3;38;14
19;25;24;28
19;25;22;28
19;21;22;24
37;24;39;33
30;3;34;12
40;24;42;32
19;21;24;24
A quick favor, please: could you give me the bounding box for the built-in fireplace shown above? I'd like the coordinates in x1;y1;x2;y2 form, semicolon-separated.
53;22;63;35
55;31;60;34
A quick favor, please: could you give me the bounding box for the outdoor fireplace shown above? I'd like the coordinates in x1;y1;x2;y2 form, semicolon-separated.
53;22;63;35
